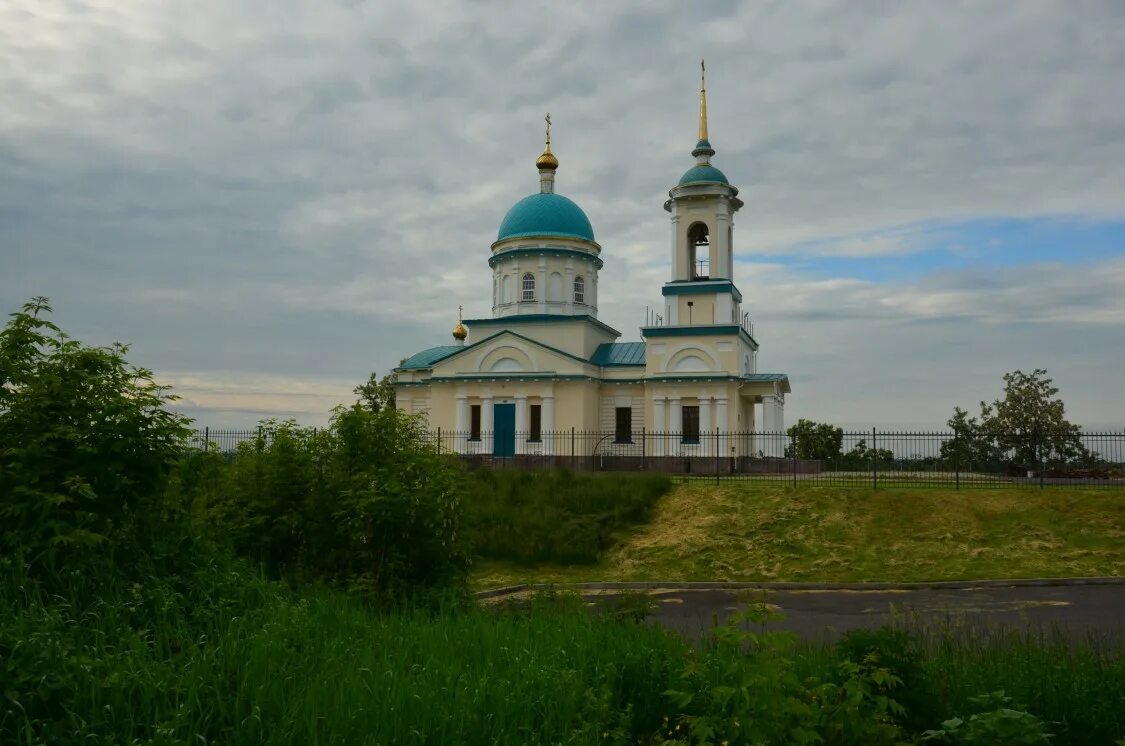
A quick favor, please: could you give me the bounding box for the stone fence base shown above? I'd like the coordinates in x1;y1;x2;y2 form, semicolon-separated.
455;454;823;476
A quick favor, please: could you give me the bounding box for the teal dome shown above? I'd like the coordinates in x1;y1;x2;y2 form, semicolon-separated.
497;193;595;242
678;164;729;186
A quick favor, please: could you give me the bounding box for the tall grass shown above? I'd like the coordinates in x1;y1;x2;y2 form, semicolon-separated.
5;563;1122;744
464;470;672;564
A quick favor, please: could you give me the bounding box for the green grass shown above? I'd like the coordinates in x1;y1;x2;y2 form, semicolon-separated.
5;572;1123;745
473;483;1125;588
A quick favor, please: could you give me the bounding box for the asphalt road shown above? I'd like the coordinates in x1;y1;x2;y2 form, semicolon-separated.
594;584;1125;644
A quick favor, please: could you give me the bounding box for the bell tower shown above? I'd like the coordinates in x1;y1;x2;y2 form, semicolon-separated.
659;60;746;328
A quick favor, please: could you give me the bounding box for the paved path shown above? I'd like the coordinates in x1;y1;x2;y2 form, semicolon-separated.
594;584;1125;643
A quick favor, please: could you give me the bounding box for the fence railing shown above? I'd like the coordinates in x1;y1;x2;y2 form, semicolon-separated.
188;427;1125;488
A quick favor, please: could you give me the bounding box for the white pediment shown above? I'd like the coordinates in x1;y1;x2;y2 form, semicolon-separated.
430;331;595;377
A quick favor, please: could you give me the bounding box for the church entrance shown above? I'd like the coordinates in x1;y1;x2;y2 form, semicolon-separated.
493;402;516;457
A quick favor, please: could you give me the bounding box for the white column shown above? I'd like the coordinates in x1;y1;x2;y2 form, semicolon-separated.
652;397;666;456
542;395;555;455
482;396;493;454
455;396;469;454
715;209;730;278
716;397;729;456
565;263;574;314
670;397;682;448
670;213;681;281
515;395;528;455
762;395;783;457
537;260;547;314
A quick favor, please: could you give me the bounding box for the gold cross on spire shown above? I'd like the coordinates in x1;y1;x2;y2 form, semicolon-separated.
458;304;463;322
544;112;552;147
698;59;709;141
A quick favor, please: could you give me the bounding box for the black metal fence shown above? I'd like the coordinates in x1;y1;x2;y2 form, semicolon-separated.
189;427;1125;488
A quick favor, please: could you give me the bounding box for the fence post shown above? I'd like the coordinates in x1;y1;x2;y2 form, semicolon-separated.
203;426;209;454
437;426;441;455
872;426;878;490
1037;431;1044;489
791;432;797;488
641;427;646;471
714;427;720;485
571;427;575;462
954;433;960;491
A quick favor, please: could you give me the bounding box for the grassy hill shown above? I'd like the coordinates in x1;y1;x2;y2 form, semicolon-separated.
473;483;1125;589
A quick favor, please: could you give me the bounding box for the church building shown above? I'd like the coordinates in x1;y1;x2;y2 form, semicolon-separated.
395;69;790;458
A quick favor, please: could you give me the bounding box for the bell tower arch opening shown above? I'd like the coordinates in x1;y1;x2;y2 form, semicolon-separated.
687;222;710;280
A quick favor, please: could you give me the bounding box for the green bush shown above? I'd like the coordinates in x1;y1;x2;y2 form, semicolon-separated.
0;298;191;582
922;691;1053;744
463;469;671;564
836;627;933;732
184;407;472;604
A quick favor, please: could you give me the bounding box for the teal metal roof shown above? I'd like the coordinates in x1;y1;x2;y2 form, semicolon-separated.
399;345;462;370
590;341;646;366
679;164;729;186
497;193;595;241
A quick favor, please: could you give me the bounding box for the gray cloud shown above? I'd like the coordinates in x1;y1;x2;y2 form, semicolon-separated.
2;1;1124;427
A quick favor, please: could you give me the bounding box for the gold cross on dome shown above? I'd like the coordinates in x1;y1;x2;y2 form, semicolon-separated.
544;112;551;145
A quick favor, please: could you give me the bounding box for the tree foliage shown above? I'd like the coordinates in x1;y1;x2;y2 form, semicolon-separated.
785;419;844;460
354;371;398;413
785;419;894;468
941;369;1089;473
181;405;471;603
0;298;191;576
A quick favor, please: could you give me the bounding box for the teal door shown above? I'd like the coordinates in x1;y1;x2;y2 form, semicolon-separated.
493;403;515;457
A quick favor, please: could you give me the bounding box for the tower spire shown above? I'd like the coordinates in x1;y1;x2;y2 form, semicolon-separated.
698;59;708;142
692;61;716;160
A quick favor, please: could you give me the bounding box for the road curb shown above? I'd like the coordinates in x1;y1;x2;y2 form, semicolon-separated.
475;576;1124;600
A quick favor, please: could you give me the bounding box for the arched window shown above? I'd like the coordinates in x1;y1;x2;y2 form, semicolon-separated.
687;222;710;279
521;272;535;301
573;275;585;304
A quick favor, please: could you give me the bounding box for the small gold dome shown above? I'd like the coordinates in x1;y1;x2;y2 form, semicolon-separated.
536;145;559;171
452;321;468;341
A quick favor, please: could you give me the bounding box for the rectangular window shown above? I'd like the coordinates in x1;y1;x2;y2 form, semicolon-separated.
469;404;481;441
529;404;542;442
681;405;700;444
615;407;632;443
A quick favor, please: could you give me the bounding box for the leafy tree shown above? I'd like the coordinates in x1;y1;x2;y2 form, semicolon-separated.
0;298;191;576
943;369;1087;474
980;369;1087;471
785;419;844;460
940;407;997;470
842;439;895;469
354;371;398;413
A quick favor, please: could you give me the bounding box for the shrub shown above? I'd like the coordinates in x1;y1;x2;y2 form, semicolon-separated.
922;691;1053;744
0;298;191;581
836;627;933;732
194;406;472;604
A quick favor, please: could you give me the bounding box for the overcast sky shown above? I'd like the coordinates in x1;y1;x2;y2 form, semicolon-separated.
3;1;1124;429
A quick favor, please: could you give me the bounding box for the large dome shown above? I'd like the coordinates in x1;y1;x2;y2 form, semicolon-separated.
497;192;595;242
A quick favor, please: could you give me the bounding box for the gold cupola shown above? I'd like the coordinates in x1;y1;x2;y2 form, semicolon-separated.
536;111;559;171
451;305;468;344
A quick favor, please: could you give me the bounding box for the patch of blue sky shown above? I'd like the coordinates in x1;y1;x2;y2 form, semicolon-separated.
744;217;1125;283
